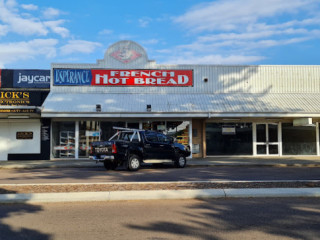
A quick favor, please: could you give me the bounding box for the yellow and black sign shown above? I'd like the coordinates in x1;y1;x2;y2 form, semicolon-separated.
0;90;47;106
0;91;30;105
0;109;36;113
16;132;33;140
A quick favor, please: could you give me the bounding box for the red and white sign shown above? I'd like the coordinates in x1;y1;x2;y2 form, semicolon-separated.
91;70;193;87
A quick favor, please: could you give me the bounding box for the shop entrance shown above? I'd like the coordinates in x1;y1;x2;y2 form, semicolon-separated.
254;123;279;155
52;120;191;159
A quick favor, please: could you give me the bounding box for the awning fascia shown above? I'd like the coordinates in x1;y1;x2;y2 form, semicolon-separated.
41;112;320;118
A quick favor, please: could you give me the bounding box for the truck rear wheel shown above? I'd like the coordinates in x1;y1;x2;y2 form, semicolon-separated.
127;154;141;171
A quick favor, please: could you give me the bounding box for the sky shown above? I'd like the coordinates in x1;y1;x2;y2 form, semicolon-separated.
0;0;319;69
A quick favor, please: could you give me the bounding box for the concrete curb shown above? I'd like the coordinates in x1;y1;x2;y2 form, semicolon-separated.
1;188;320;203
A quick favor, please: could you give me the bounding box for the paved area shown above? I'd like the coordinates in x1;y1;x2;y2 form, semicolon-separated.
1;166;320;184
2;198;320;240
1;156;320;203
1;156;320;169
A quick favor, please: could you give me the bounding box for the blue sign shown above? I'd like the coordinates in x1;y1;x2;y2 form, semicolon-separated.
13;70;50;88
54;69;92;85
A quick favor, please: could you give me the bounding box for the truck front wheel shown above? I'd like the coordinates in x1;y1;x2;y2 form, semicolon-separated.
127;154;141;171
174;155;187;168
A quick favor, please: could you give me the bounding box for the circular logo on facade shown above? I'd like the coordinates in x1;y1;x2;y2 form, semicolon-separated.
110;42;142;64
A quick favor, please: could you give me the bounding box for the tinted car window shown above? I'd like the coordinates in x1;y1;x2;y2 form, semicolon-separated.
145;132;158;142
131;132;140;142
119;132;133;141
157;133;171;143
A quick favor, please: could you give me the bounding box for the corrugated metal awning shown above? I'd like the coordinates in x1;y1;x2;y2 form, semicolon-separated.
41;92;320;118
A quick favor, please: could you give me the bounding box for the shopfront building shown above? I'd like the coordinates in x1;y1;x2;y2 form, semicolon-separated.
42;40;320;159
0;69;50;161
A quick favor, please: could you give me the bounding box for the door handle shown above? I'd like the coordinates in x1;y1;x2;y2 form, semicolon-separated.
160;145;164;147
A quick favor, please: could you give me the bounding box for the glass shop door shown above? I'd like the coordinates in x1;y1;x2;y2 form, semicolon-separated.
255;123;279;155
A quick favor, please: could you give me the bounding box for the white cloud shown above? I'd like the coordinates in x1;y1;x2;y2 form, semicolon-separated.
174;0;317;32
99;29;113;35
44;20;69;38
163;53;265;65
170;0;320;64
141;39;159;45
42;7;61;19
119;34;136;40
0;24;8;36
0;0;70;37
4;0;17;9
138;17;152;27
21;4;38;11
0;1;48;36
0;39;58;67
60;40;102;55
197;28;309;42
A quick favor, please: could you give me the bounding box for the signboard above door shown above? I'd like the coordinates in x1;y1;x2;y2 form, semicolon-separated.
53;69;193;87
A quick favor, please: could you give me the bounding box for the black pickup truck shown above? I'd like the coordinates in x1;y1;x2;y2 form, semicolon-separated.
89;127;191;171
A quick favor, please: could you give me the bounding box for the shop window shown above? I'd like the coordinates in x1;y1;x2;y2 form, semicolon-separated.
127;122;139;129
52;122;75;158
165;121;189;146
206;123;253;155
142;121;166;131
79;121;101;157
100;121;125;141
282;123;316;155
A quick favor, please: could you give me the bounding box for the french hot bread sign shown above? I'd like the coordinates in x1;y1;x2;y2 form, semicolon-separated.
54;69;193;87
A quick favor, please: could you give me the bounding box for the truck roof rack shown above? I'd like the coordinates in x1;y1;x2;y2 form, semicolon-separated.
113;127;141;131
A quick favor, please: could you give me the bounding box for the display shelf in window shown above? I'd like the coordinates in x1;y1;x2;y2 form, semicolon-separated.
59;131;75;158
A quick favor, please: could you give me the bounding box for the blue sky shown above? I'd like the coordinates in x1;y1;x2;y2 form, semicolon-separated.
0;0;319;69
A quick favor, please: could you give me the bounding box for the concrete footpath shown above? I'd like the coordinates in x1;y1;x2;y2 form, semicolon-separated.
1;156;320;203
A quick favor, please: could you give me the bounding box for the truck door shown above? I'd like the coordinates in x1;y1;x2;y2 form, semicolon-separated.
157;133;175;159
144;132;160;159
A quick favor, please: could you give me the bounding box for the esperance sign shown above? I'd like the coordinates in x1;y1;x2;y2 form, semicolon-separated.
54;69;193;87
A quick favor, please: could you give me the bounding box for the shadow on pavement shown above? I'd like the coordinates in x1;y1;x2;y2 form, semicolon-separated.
126;198;320;240
0;188;51;240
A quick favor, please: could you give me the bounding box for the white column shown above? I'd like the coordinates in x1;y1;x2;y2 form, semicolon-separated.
75;121;79;159
278;122;282;156
139;121;143;130
189;120;193;158
50;120;53;160
316;122;319;156
252;123;257;156
0;121;9;161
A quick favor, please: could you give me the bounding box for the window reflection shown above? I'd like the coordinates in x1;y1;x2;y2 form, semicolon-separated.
206;123;253;155
282;123;316;155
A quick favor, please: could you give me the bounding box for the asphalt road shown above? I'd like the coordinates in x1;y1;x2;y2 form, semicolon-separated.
0;165;320;184
0;198;320;240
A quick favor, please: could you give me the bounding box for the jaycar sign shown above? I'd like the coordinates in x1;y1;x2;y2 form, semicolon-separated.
54;69;193;87
13;70;50;88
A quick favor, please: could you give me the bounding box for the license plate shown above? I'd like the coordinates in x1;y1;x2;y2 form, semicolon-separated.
95;147;108;153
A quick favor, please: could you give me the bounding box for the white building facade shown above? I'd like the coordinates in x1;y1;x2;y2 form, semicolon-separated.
42;40;320;159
